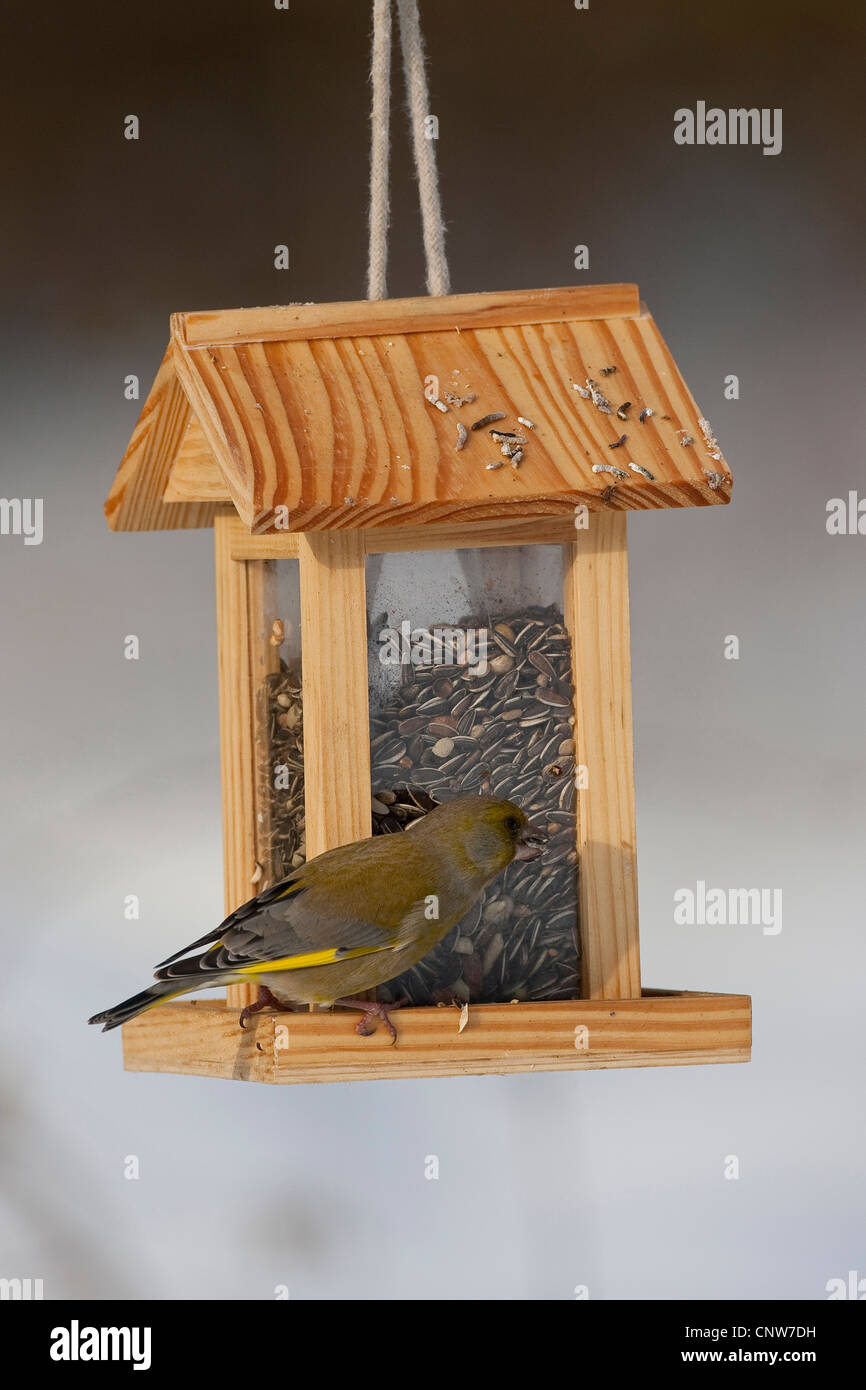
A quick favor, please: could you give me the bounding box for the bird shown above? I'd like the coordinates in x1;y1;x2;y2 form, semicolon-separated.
88;796;547;1042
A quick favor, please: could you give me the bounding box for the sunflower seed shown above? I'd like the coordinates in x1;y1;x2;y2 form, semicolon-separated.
528;650;555;679
536;688;570;708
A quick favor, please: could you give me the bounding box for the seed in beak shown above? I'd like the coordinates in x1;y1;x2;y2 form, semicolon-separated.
514;825;549;861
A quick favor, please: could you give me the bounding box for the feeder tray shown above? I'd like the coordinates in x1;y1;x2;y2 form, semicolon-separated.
105;284;750;1083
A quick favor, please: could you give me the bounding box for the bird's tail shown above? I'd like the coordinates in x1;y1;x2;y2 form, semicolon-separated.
88;979;190;1032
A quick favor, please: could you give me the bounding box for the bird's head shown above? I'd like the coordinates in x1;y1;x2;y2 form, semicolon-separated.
420;795;548;879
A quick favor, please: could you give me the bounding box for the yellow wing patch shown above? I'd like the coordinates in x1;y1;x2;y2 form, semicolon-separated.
273;880;307;902
238;944;386;976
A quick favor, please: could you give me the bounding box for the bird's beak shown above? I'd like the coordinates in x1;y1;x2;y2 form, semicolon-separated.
513;824;548;861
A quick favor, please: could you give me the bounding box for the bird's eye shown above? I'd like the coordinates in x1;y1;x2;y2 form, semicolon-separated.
505;816;520;835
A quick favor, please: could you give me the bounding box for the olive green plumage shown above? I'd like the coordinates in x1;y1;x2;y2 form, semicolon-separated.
88;796;546;1031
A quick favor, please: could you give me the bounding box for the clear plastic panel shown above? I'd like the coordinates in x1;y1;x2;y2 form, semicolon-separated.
255;560;304;888
367;545;579;1005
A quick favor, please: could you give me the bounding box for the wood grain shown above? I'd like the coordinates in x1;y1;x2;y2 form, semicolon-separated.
107;290;732;531
174;284;642;348
121;992;752;1083
123;999;275;1083
162;415;230;502
104;347;219;532
296;532;373;1012
170;307;731;532
223;513;579;561
297;532;372;857
564;514;641;999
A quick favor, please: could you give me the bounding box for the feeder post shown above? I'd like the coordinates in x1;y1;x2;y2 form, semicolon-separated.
297;532;372;855
296;531;373;1010
214;513;280;1012
563;513;641;999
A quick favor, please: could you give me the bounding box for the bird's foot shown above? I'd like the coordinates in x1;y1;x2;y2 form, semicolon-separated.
238;985;286;1030
335;995;409;1045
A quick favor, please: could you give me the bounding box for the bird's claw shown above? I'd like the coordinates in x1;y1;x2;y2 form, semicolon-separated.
238;985;286;1031
338;995;408;1045
354;1003;399;1044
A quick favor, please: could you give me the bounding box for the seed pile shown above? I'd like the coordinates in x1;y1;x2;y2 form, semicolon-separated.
259;666;306;884
369;608;580;1006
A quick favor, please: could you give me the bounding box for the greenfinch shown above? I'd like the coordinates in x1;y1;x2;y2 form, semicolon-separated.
89;796;547;1041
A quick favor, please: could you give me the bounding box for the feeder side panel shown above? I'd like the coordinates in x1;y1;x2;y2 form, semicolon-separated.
564;514;641;999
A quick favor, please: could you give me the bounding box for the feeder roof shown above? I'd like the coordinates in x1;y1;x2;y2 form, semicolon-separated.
105;284;731;534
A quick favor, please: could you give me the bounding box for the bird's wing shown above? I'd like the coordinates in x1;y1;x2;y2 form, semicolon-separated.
154;874;315;968
153;838;438;985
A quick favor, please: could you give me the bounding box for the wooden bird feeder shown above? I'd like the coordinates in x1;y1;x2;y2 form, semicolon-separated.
106;283;751;1083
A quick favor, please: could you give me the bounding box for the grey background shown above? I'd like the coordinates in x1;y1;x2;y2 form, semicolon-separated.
1;0;863;1299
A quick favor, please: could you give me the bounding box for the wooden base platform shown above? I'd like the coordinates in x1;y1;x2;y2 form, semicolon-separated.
120;990;751;1085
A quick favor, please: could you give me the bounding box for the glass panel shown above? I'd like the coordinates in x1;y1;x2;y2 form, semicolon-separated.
255;559;304;887
367;545;579;1006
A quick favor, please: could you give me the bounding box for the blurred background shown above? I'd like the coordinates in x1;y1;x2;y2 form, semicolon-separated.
1;0;863;1299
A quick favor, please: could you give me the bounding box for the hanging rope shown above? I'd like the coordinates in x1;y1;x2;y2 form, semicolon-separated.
395;0;450;297
367;0;392;300
366;0;451;300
